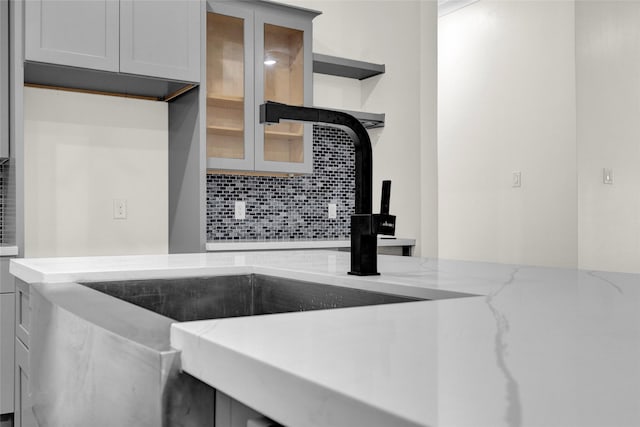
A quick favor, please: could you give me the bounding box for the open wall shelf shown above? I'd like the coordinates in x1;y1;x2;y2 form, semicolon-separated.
312;53;386;128
313;53;385;80
335;108;385;129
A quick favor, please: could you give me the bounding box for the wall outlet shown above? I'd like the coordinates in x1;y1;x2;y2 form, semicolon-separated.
235;201;246;220
512;171;522;188
113;199;127;219
328;203;337;219
603;168;614;185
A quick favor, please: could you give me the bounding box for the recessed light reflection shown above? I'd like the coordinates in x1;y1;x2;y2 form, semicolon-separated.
264;59;277;66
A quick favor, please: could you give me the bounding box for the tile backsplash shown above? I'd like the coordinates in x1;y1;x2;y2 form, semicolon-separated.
207;125;355;241
0;162;11;245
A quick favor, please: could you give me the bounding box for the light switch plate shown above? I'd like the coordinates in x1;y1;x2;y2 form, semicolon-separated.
603;168;614;185
512;171;522;188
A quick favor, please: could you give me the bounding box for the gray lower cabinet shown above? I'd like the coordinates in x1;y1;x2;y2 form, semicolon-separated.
0;294;14;415
25;0;200;83
0;258;14;416
13;279;34;427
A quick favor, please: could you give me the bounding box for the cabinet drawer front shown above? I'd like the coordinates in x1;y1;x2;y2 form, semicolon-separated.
25;0;119;72
120;0;201;82
15;280;30;348
0;294;15;414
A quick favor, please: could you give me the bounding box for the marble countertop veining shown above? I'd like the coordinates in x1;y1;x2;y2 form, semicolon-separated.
10;251;640;427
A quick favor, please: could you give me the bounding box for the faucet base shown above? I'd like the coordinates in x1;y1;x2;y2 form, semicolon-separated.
349;214;379;276
348;271;381;277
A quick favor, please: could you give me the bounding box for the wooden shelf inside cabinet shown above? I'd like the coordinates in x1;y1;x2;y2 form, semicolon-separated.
207;125;243;137
265;129;304;141
313;53;385;80
207;95;244;109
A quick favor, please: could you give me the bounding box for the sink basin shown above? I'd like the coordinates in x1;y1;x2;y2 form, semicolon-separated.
80;274;425;322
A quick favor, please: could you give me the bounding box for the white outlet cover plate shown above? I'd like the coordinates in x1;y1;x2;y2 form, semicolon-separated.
113;199;127;219
235;201;246;220
328;203;337;219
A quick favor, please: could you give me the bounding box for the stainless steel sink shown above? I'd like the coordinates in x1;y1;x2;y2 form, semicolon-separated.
32;275;471;426
80;274;425;322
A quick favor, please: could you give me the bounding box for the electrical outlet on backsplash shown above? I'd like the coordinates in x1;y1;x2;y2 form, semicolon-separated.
207;125;356;241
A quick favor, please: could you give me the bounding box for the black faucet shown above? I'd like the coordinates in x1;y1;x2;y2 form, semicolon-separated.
259;101;395;276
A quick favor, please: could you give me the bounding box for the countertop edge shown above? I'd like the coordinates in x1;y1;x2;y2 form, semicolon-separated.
206;237;416;251
171;321;424;427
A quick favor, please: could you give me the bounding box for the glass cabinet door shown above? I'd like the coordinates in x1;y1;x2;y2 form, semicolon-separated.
255;12;313;174
206;6;254;171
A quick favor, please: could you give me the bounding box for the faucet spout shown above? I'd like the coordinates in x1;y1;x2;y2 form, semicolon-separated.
260;102;372;215
259;102;393;276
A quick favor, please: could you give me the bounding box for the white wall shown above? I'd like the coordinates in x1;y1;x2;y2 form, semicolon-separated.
282;0;438;257
576;1;640;273
438;0;577;268
24;87;168;257
420;1;439;258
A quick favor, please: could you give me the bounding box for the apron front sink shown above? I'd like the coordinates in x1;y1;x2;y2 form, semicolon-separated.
80;274;425;322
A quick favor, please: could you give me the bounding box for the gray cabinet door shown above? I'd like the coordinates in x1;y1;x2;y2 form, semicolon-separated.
120;0;201;82
14;338;35;427
25;0;119;72
15;280;29;349
253;7;314;174
205;0;255;171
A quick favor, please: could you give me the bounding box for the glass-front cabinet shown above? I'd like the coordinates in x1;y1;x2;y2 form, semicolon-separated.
206;1;318;174
206;5;253;171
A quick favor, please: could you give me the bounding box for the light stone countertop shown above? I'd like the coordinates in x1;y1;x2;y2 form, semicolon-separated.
10;251;640;427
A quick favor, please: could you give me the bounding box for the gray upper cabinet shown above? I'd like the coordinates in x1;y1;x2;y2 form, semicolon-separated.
25;0;119;72
1;0;9;160
25;0;200;83
120;0;201;82
205;0;319;174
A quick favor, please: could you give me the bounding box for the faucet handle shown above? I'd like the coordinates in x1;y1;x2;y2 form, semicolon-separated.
373;180;396;236
380;180;391;215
